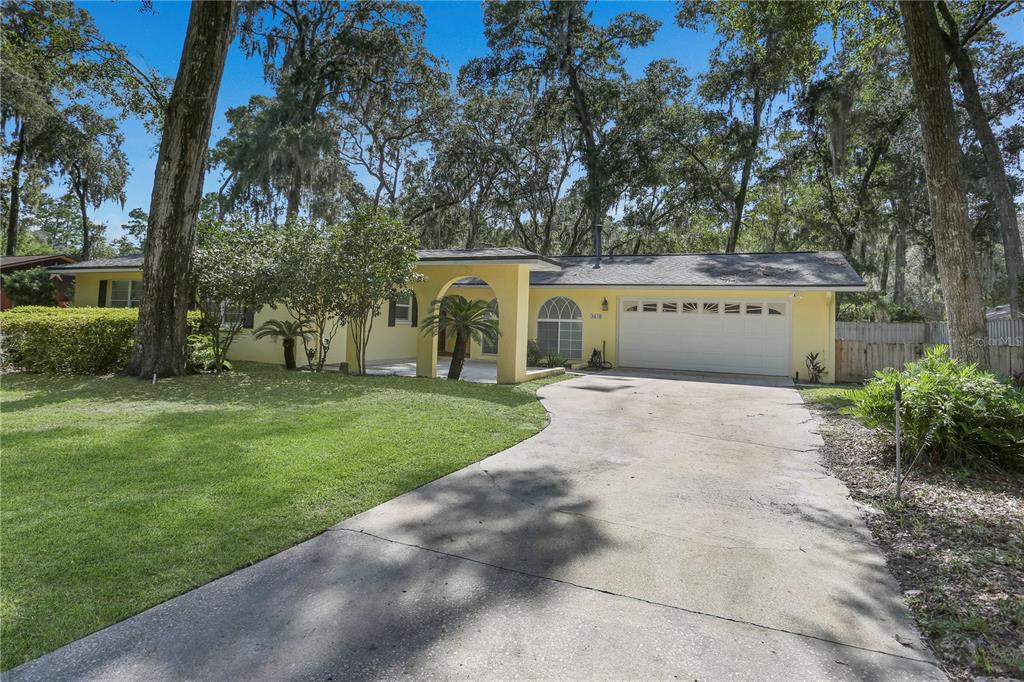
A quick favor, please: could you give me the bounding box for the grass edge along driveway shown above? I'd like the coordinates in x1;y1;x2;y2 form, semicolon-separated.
0;364;564;670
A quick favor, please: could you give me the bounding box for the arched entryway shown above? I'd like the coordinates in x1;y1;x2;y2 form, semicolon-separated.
410;250;560;384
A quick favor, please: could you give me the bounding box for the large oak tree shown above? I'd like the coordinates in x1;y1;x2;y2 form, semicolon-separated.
900;0;989;366
125;1;237;378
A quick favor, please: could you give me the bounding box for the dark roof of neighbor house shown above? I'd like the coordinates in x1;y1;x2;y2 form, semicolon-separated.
48;254;143;271
1;254;75;271
986;304;1013;320
456;251;864;289
51;249;864;289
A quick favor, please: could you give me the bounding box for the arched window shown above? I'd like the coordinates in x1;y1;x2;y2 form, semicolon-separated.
481;298;498;355
537;296;583;360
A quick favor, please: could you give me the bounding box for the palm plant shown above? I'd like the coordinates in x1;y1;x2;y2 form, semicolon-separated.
420;295;499;380
253;318;313;370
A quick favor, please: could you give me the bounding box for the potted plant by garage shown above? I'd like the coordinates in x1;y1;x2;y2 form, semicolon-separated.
253;319;313;370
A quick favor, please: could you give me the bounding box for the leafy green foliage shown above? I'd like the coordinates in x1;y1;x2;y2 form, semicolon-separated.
853;346;1024;469
0;266;57;306
527;338;542;366
193;216;281;372
420;295;499;380
538;352;567;369
336;207;420;374
0;308;200;374
804;351;826;383
837;293;930;322
186;334;232;373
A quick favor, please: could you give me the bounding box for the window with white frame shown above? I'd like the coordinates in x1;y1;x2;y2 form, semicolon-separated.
537;296;583;360
481;298;498;354
220;301;247;328
109;280;143;308
393;293;412;323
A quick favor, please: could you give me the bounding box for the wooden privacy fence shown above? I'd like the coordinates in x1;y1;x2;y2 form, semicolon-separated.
834;320;1024;382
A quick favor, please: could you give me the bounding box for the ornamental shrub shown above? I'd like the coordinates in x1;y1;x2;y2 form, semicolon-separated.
0;307;202;374
0;267;59;307
852;345;1024;470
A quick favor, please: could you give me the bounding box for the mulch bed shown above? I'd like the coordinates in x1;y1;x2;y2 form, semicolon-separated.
806;399;1023;681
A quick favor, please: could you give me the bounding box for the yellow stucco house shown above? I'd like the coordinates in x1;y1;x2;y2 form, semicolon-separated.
51;248;864;384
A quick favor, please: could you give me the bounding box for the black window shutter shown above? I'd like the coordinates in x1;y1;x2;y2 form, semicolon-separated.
97;280;108;307
387;299;396;326
243;308;255;329
410;295;418;327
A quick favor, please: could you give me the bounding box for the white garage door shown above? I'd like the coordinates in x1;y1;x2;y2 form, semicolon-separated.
618;298;791;376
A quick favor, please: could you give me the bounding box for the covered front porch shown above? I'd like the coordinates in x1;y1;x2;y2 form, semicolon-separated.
404;248;562;384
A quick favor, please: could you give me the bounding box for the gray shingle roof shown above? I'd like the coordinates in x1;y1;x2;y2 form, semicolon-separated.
416;247;555;262
49;250;863;288
535;252;863;287
49;254;143;270
455;252;863;288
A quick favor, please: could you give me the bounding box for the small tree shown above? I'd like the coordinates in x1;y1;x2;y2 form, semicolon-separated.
253;318;312;370
1;267;57;306
338;208;420;374
274;219;349;372
420;295;499;381
193;218;280;373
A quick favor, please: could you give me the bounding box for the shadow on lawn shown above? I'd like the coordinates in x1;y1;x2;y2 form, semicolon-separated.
5;465;613;680
0;363;543;414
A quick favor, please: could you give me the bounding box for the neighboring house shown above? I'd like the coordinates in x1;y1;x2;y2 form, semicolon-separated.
987;304;1011;320
0;254;76;310
50;248;865;383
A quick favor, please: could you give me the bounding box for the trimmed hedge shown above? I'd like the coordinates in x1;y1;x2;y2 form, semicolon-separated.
1;307;202;374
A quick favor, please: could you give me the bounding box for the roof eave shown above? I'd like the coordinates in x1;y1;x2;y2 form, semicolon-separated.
416;256;562;271
46;266;143;275
528;283;868;290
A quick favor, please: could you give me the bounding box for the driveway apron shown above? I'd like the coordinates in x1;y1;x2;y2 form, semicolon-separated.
6;371;943;681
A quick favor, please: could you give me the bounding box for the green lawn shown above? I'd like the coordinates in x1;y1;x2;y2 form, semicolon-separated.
0;364;562;670
798;385;858;411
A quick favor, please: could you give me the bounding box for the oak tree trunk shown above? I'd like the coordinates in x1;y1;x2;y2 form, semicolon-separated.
938;4;1024;318
5;120;26;257
125;0;237;378
900;1;989;367
893;201;908;306
77;181;91;261
286;164;302;222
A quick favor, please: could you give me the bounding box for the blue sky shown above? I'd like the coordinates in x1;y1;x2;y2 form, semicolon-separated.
83;0;713;239
80;1;1023;241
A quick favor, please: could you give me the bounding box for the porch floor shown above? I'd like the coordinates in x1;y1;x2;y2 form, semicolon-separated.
365;358;560;384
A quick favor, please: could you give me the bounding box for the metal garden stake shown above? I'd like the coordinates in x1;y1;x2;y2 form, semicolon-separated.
894;381;902;500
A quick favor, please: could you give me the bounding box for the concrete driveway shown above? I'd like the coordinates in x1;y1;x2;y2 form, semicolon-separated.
6;371;942;681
